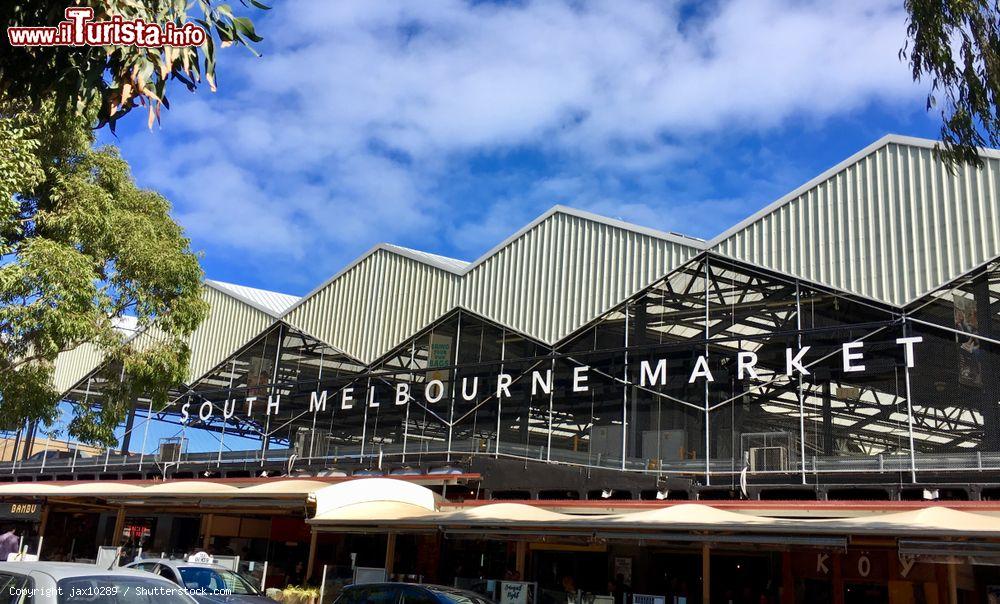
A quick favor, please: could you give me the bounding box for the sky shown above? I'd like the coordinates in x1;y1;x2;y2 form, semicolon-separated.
100;0;941;298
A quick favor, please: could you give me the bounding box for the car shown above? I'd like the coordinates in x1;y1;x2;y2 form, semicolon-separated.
125;557;268;603
0;561;197;603
25;449;92;462
333;583;496;604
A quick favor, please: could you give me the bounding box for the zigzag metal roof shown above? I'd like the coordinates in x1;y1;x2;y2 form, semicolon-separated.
52;135;1000;391
205;280;300;317
51;282;296;393
281;206;703;363
711;134;1000;307
280;135;1000;362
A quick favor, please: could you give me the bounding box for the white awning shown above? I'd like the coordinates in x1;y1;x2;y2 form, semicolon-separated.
313;501;438;523
237;480;333;496
807;506;1000;537
142;481;241;495
312;477;441;519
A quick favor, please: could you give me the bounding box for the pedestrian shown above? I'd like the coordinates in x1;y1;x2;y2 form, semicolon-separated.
288;561;306;585
613;573;629;604
0;527;18;561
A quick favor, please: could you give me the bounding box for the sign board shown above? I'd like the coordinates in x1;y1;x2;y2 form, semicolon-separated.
353;567;387;585
0;503;41;522
427;333;453;381
188;551;215;565
5;553;38;562
186;338;927;426
614;556;633;585
954;294;982;387
499;581;530;604
95;546;121;569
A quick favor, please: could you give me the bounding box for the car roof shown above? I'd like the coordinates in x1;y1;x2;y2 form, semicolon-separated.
346;583;469;592
128;559;229;570
345;583;492;601
0;562;175;581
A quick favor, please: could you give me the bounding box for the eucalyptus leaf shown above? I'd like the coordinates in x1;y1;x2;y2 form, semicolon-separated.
0;100;208;447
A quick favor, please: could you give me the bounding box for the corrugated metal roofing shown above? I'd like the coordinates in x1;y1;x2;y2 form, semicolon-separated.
186;285;280;383
205;280;299;317
50;282;289;393
51;342;107;394
50;135;1000;392
282;206;703;362
459;211;699;343
381;244;470;272
282;247;462;363
710;135;1000;306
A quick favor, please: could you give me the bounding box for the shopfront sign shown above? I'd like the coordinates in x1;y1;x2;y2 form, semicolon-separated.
0;503;41;521
499;581;530;604
181;337;924;424
798;550;934;583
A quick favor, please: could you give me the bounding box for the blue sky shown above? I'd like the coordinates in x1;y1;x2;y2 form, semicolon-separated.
100;0;940;298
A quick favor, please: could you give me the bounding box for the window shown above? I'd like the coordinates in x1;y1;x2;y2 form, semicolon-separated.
366;586;401;604
57;576;194;604
335;586;400;604
427;586;494;604
177;567;257;595
399;586;438;604
0;574;16;604
0;573;30;604
153;565;178;583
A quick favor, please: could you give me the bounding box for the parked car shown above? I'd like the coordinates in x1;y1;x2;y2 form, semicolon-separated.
0;561;197;603
25;449;92;463
126;558;268;603
334;583;496;604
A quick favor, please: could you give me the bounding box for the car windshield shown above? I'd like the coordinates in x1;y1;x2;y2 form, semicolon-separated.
57;576;194;604
427;586;495;604
177;566;258;595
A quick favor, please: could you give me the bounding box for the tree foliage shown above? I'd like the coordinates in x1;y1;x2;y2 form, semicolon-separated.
0;101;208;445
0;1;264;446
0;0;265;131
903;0;1000;166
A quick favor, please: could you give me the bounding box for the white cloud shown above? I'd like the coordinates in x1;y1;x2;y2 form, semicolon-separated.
118;0;927;290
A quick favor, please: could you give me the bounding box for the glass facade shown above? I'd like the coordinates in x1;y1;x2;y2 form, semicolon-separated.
52;254;1000;488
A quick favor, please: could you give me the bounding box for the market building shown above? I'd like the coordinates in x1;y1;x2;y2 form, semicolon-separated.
3;134;1000;602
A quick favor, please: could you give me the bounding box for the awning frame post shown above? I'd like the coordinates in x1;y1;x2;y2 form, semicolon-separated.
947;561;958;604
832;553;844;604
202;514;214;550
306;529;318;581
516;540;527;578
781;551;794;604
385;532;397;576
701;542;710;604
111;506;126;547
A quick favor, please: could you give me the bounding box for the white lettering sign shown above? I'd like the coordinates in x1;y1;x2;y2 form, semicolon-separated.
816;553;829;574
857;555;870;578
186;337;924;425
